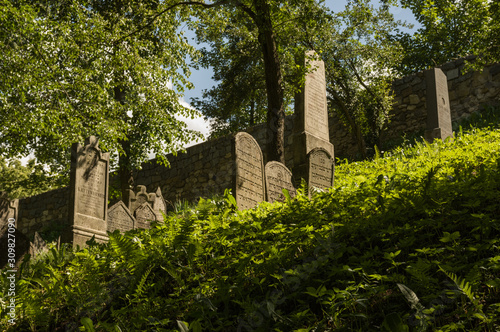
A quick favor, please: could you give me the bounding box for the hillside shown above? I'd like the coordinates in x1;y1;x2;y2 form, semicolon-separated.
1;125;500;331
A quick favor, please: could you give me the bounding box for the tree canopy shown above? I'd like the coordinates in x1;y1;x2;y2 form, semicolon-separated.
0;0;201;197
320;0;405;158
397;0;499;73
191;0;406;158
188;0;331;161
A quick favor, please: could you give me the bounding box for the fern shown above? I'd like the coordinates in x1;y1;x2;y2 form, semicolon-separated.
133;265;153;299
397;283;424;311
439;266;475;302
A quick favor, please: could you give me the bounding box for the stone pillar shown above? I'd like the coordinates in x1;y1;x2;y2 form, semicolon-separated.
293;51;334;184
425;68;453;142
66;136;110;248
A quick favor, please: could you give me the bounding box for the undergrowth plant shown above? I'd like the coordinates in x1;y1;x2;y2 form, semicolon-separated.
1;127;500;331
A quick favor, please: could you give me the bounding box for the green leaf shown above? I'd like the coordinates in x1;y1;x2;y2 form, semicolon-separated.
80;317;95;332
177;320;189;332
381;312;409;332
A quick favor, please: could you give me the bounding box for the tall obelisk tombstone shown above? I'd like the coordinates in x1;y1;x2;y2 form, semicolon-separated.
424;68;453;142
66;136;110;247
293;50;334;184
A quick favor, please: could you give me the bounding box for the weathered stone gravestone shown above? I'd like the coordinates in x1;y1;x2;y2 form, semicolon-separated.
107;201;135;233
308;148;334;195
127;185;155;214
0;193;18;230
293;51;334;181
126;185;166;228
0;194;24;268
152;187;167;221
66;136;110;248
29;232;48;259
425;67;453;142
233;132;265;210
134;203;156;229
265;161;296;203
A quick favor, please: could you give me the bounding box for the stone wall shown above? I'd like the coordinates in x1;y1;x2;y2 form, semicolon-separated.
17;187;69;239
132;58;500;201
132;134;235;206
3;57;500;244
386;57;500;143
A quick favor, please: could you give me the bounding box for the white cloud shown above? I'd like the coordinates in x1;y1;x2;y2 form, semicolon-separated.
176;97;211;147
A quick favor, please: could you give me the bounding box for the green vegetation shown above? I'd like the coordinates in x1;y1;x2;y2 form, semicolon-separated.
2;127;500;331
0;157;65;199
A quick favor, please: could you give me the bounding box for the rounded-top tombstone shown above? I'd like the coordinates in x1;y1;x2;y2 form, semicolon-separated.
233;132;265;210
307;147;334;194
265;161;296;203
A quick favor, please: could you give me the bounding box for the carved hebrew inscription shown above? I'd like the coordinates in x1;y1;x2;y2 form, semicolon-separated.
108;201;135;233
76;148;107;220
69;136;110;246
234;132;265;210
265;161;296;203
134;203;156;229
304;51;329;140
308;148;334;191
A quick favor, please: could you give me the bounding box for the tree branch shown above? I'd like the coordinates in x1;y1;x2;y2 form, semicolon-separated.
113;0;235;44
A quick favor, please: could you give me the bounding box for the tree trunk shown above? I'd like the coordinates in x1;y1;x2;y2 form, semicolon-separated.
253;0;285;164
114;86;134;201
329;90;367;159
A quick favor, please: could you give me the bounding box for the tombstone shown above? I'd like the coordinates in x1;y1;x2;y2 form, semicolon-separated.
293;51;334;181
0;193;18;230
425;68;453;142
107;201;135;233
134;203;156;229
308;148;334;195
233;132;266;210
66;136;110;248
265;161;296;203
127;185;155;214
0;195;24;268
29;232;48;259
152;187;167;221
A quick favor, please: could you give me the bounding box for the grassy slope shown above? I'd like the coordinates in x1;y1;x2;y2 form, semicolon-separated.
1;127;500;332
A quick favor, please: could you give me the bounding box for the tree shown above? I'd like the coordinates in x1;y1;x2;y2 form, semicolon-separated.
0;0;201;199
0;157;63;199
397;0;498;74
318;0;405;158
190;17;268;138
187;0;330;163
190;0;405;159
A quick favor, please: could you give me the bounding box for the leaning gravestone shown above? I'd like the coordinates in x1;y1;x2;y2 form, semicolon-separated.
265;161;296;203
293;51;334;182
308;148;334;194
134;203;156;229
424;68;453;142
66;136;110;247
107;201;135;233
233;132;265;210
